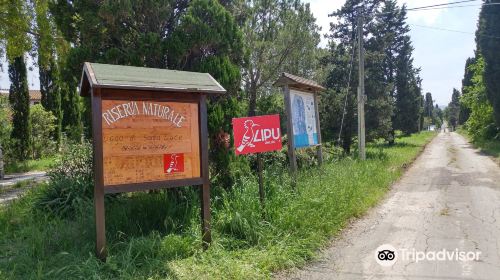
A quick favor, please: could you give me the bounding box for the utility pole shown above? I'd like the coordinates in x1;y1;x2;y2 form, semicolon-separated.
357;14;366;160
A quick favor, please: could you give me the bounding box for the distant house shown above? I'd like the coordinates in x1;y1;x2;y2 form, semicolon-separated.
0;89;42;106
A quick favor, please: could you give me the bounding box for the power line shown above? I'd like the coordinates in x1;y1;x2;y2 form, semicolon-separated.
407;2;500;12
338;31;357;145
410;23;500;39
406;0;479;11
371;1;491;17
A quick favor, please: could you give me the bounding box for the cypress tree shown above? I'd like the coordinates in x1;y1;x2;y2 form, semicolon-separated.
61;86;82;143
448;88;461;131
8;56;31;160
424;92;434;118
4;0;32;160
325;0;383;152
459;56;476;125
373;0;411;143
39;59;62;144
35;0;62;145
394;35;422;135
477;0;500;127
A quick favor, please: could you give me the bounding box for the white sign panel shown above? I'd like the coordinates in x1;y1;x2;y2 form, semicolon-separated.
290;89;318;148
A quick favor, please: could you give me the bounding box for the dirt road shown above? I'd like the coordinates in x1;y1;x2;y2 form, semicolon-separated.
0;171;47;206
283;132;500;279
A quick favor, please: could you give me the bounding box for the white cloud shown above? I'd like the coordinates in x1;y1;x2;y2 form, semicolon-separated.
304;0;451;46
398;0;450;25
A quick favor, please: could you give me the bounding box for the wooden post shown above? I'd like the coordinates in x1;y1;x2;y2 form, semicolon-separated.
283;85;297;187
199;94;211;248
92;88;106;261
357;15;366;160
257;154;265;213
313;93;323;166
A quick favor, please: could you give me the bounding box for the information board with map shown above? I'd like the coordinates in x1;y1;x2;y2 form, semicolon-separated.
290;89;318;148
101;99;200;186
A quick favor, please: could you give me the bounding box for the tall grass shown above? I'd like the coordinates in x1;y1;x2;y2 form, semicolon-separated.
0;132;435;279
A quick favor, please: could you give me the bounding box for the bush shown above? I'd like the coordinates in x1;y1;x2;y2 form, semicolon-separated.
30;104;57;159
33;142;93;217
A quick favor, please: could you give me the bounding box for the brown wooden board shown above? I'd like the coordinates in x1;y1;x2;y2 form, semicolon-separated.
81;63;219;261
101;99;201;186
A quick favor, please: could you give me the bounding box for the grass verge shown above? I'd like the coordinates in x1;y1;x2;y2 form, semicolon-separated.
4;157;57;174
457;128;500;159
0;180;35;196
0;132;435;279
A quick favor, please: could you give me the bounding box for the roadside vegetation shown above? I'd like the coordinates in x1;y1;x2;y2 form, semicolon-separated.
448;2;500;149
457;128;500;160
4;157;56;174
0;131;435;279
0;180;35;196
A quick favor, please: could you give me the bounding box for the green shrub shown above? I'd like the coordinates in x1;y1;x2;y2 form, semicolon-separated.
33;142;93;217
30;104;57;159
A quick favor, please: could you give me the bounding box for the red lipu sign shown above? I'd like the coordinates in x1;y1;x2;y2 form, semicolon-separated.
232;114;282;155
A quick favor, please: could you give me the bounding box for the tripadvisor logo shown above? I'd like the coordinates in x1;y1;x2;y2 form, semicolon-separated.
375;244;397;267
374;244;482;267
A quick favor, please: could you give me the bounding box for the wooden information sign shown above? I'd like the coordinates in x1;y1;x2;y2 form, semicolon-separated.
101;100;200;186
274;73;324;186
80;62;225;260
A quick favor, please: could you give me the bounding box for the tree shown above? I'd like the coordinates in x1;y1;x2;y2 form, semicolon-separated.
4;0;32;160
320;41;357;152
168;0;245;188
8;57;31;160
30;104;56;159
476;0;500;127
447;88;461;131
241;0;321;116
459;56;476;125
393;35;422;135
366;0;410;142
433;104;443;128
323;0;420;150
51;0;245;188
34;0;62;145
323;0;383;152
50;0;191;139
424;92;433;118
461;56;496;140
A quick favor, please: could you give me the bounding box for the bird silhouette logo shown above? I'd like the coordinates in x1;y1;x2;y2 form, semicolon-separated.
164;153;184;174
236;120;260;153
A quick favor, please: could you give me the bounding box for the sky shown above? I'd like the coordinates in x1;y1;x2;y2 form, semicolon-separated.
304;0;481;107
0;0;481;107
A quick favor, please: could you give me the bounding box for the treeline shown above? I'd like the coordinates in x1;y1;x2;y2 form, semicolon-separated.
320;0;443;152
1;0;432;187
454;0;500;140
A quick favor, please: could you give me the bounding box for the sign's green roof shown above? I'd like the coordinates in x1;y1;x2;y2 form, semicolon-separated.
80;62;226;96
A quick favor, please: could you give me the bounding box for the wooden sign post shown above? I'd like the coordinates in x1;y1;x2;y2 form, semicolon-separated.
232;114;282;212
274;73;325;186
80;63;225;260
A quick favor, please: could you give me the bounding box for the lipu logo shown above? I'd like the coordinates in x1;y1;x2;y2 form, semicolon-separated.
164;153;184;174
236;120;259;152
232;115;282;155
